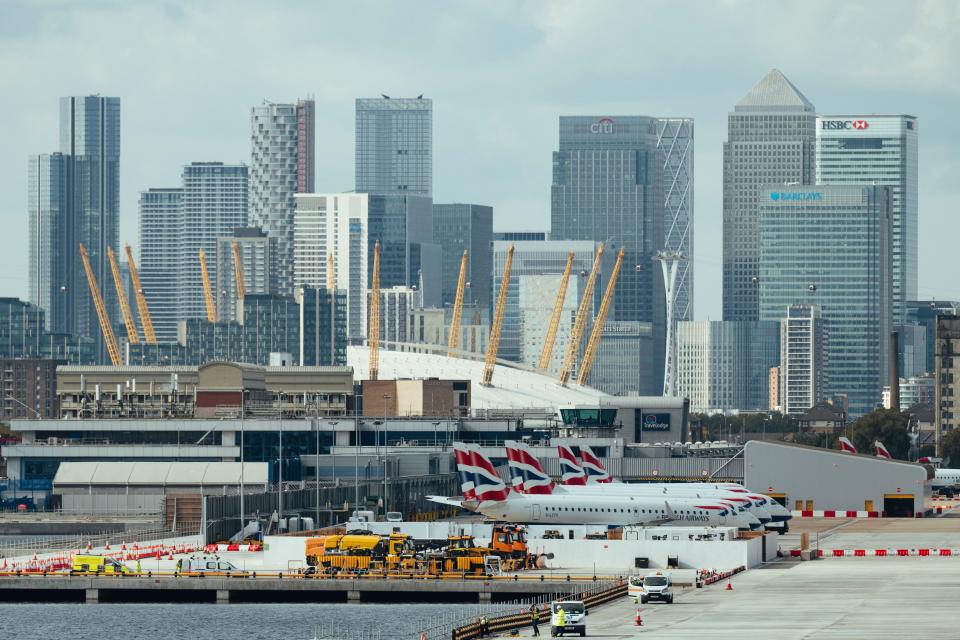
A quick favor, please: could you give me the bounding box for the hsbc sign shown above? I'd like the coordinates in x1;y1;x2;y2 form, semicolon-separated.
821;119;870;131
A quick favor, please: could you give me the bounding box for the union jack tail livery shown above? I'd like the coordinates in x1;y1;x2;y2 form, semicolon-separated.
838;437;857;454
578;446;612;483
557;444;587;485
453;443;510;503
874;440;892;460
505;440;554;494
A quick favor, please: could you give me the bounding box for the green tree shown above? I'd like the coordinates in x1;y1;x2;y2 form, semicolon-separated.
941;429;960;469
846;409;911;459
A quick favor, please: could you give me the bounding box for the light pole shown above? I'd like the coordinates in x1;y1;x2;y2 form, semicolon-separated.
354;411;360;514
277;389;284;518
239;394;245;536
382;394;391;515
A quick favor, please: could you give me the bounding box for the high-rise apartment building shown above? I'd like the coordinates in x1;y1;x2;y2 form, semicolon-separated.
492;240;597;367
138;188;183;342
60;96;121;359
780;304;827;415
298;286;347;366
179;163;249;323
28;97;120;362
723;70;815;322
355;97;432;196
758;185;892;417
293;193;435;341
216;228;276;323
657;118;694;322
250;99;315;295
551;116;665;394
816;115;917;325
432;203;493;311
28;153;69;333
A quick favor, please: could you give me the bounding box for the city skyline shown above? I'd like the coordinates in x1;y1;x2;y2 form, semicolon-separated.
3;1;958;320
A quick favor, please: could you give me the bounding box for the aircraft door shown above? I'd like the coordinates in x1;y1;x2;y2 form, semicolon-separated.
532;504;542;521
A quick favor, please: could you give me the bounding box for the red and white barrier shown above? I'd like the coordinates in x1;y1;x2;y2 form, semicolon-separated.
789;548;960;558
0;540;204;574
791;510;881;518
204;543;263;553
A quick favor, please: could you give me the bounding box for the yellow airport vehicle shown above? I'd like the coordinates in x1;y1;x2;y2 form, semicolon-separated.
71;555;132;575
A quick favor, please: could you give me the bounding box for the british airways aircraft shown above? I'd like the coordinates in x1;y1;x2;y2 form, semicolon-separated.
428;443;758;529
509;441;790;528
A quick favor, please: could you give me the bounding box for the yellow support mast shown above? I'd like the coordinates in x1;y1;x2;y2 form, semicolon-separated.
557;244;604;386
538;251;574;371
231;241;246;301
447;250;469;358
326;251;335;291
107;246;140;344
198;248;216;322
124;244;157;344
368;241;381;380
577;247;625;386
481;243;514;387
79;243;122;366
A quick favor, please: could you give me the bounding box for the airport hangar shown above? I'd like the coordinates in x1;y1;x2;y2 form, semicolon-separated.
744;440;932;517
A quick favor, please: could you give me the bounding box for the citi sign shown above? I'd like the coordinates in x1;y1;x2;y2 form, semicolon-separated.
770;191;823;202
590;117;614;134
821;119;869;130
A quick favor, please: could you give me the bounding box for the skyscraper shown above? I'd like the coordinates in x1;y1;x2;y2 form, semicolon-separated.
657;118;694;322
780;304;827;415
758;185;892;417
178;163;249;323
550;116;665;394
28;153;69;333
432;203;493;311
355;97;432;196
816;115;918;325
250;99;315;295
723;70;816;322
138;187;183;342
293;193;435;341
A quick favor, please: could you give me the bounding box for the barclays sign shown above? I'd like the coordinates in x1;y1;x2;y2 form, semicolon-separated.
770;191;822;202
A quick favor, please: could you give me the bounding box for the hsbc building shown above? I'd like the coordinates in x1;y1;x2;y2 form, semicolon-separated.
816;115;918;327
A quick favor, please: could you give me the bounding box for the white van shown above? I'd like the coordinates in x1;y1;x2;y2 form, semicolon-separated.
550;600;586;637
177;556;244;575
639;572;673;604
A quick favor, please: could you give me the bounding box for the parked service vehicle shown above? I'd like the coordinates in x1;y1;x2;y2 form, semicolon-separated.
550;599;586;637
71;555;132;575
639;572;673;604
177;557;244;575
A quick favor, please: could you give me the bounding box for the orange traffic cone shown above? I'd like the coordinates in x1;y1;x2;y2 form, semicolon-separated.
635;608;643;626
104;542;110;550
726;580;733;591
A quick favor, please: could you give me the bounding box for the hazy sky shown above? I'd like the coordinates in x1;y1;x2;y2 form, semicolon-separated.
2;0;958;319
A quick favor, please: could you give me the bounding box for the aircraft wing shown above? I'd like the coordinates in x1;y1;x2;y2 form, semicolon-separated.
426;495;475;511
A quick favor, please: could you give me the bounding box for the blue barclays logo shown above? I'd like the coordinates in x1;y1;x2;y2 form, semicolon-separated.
771;191;822;202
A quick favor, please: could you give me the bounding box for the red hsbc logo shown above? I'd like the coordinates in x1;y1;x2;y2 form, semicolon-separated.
852;120;869;130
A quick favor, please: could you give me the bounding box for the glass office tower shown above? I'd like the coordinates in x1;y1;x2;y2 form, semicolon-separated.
759;185;892;417
723;70;816;322
816;115;918;325
355;97;432;196
550;116;665;394
138;187;183;342
432;203;493;311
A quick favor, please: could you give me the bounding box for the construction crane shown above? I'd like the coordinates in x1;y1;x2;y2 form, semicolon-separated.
538;251;574;371
368;241;381;381
577;247;625;386
198;248;216;322
124;243;157;344
447;250;469;358
106;246;140;344
557;244;604;386
481;243;514;386
231;241;246;301
79;243;122;366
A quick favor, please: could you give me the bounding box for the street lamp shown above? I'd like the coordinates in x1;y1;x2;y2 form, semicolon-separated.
277;389;284;518
382;394;391;515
